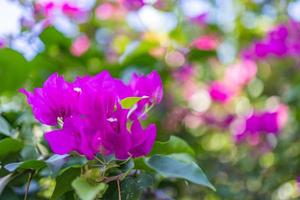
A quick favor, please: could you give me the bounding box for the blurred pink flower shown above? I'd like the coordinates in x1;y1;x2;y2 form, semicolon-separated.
242;20;300;60
96;3;115;20
119;0;145;10
35;0;88;22
234;104;288;145
209;81;233;103
70;35;90;57
223;60;257;88
190;13;208;26
0;39;6;48
35;1;55;17
62;3;85;19
96;3;127;21
209;60;257;103
191;35;218;51
173;65;195;82
200;113;235;129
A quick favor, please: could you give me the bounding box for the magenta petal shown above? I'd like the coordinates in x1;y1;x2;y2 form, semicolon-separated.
20;88;58;126
44;129;76;155
101;128;131;160
261;112;279;133
20;73;79;126
130;70;163;104
128;71;163;120
130;121;156;157
114;131;131;160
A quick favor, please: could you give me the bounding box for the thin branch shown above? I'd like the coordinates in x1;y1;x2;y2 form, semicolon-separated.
103;173;124;184
118;156;132;166
94;156;105;165
24;170;34;200
117;179;121;200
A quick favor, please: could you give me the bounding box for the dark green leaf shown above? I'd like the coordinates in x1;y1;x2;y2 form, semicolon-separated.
40;27;71;48
150;136;195;156
133;158;153;171
0;138;23;159
188;49;216;61
72;177;107;200
50;166;81;200
103;173;154;200
5;160;46;172
0;49;30;93
145;155;215;191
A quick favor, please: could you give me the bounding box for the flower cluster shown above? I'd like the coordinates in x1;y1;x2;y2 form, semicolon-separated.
21;71;163;160
233;105;288;145
242;20;300;60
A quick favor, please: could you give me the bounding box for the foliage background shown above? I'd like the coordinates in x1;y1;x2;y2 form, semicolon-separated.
1;0;300;199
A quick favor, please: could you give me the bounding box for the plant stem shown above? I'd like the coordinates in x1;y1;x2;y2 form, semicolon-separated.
103;173;125;183
94;156;105;165
117;179;121;200
24;170;34;200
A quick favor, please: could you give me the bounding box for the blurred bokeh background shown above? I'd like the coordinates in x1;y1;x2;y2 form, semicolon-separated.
1;0;300;199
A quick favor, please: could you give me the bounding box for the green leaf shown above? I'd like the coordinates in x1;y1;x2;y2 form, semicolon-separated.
145;155;215;191
188;49;216;61
0;174;14;195
133;158;153;171
0;138;23;159
120;40;158;66
118;159;135;174
0;116;11;136
51;166;81;200
46;154;68;175
72;177;107;200
5;160;46;172
40;27;71;48
103;173;154;200
120;97;142;109
0;49;30;93
150;136;195;157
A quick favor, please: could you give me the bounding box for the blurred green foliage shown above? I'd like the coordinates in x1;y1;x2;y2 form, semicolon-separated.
1;0;300;199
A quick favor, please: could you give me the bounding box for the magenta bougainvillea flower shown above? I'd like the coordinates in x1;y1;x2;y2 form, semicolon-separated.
20;73;79;126
129;71;163;119
21;70;163;160
242;20;300;60
233;105;288;145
